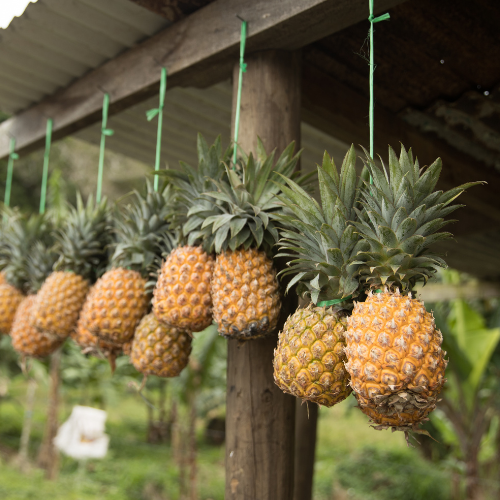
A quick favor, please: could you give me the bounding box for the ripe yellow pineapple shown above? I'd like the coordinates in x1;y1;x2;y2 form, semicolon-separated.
346;289;446;429
84;181;171;348
0;212;50;334
274;305;351;406
344;145;481;435
11;241;62;358
33;195;110;339
153;245;214;333
131;313;192;377
198;139;303;340
11;295;64;358
212;248;280;338
72;292;119;358
0;284;24;334
272;147;363;405
153;135;230;333
86;268;149;345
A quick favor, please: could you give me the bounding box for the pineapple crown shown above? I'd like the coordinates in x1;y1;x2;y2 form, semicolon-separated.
53;193;112;282
197;139;311;254
157;134;232;247
0;210;52;292
275;145;368;304
111;179;173;278
353;144;483;291
27;240;58;294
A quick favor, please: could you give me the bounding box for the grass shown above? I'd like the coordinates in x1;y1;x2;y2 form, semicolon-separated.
0;379;450;500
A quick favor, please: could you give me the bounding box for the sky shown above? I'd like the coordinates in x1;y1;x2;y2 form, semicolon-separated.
0;0;37;29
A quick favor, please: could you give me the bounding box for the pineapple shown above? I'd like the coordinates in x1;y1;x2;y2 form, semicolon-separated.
32;195;111;339
71;289;118;359
83;181;171;347
130;313;192;377
344;145;481;435
11;241;63;358
273;147;364;405
0;212;49;334
199;140;305;340
152;135;229;333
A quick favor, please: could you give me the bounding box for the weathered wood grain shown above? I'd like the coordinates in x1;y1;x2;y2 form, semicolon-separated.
225;50;301;500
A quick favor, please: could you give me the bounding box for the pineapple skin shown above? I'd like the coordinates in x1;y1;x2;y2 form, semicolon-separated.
72;295;119;357
274;305;351;407
131;313;192;377
153;246;214;333
0;284;24;335
211;248;281;340
32;271;90;339
86;268;149;346
11;296;64;358
345;290;447;431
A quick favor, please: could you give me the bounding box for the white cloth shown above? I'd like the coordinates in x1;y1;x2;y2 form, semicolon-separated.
54;405;109;459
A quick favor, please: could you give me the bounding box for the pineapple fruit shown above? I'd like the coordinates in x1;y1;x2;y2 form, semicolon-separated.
273;147;363;405
274;305;351;406
344;145;480;435
84;181;171;348
0;212;49;334
130;313;192;377
32;195;110;339
11;241;63;358
153;135;228;333
199;140;303;340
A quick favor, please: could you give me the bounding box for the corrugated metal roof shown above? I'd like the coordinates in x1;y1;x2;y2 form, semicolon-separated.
0;0;169;114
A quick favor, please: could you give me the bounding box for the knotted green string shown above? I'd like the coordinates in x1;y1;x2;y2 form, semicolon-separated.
146;67;167;192
232;19;247;166
3;138;18;220
368;0;390;183
97;93;114;203
318;295;353;308
39;118;53;214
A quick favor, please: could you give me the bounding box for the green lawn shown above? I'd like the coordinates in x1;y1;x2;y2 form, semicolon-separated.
0;379;451;500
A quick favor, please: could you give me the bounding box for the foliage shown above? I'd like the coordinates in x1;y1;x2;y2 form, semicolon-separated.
335;446;451;500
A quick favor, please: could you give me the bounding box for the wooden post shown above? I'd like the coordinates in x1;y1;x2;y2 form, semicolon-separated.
294;401;318;500
225;50;301;500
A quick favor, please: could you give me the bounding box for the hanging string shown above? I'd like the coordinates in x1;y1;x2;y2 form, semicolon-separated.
368;0;390;183
96;93;114;203
146;67;168;192
232;18;248;167
3;138;18;220
39;118;53;214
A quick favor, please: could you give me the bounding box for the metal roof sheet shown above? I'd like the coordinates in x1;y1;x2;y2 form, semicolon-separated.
0;0;169;114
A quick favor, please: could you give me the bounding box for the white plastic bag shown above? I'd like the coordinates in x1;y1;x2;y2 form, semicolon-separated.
54;405;109;459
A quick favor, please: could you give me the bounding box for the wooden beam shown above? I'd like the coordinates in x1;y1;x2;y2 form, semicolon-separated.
128;0;213;22
225;50;300;500
0;0;406;160
301;64;500;228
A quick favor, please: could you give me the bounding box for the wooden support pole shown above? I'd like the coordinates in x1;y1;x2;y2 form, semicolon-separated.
294;401;318;500
225;50;300;500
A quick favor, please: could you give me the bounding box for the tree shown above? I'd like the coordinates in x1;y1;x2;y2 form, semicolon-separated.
430;271;500;500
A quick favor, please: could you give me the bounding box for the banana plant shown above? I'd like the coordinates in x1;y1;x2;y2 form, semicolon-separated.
430;270;500;500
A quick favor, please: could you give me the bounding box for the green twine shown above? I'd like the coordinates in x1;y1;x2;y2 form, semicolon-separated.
146;67;167;192
97;93;114;203
39;118;53;214
4;138;18;219
318;295;353;307
368;0;390;183
232;19;247;167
